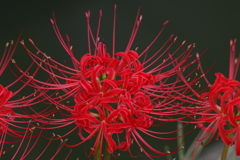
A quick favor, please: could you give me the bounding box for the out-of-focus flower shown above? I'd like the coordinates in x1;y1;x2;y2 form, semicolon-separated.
172;39;240;159
193;39;240;157
0;34;57;157
199;73;240;151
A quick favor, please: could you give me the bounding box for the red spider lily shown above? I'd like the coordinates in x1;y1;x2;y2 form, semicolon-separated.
172;39;240;158
198;73;240;153
0;67;66;159
14;6;208;159
0;34;61;157
192;39;240;156
0;39;29;155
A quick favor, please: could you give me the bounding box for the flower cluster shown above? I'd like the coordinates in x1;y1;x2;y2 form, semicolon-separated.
190;39;240;158
0;5;239;160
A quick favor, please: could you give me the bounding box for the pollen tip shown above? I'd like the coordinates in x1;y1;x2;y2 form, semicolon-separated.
85;12;88;18
181;40;186;46
235;58;238;64
11;40;14;44
187;44;192;49
163;20;169;25
193;43;196;47
99;9;102;17
168;34;174;41
28;38;34;45
11;59;16;63
196;53;199;58
20;40;24;45
174;36;178;42
5;42;9;47
50;18;54;24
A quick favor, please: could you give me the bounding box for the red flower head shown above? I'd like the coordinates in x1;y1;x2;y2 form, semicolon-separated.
198;73;240;147
188;39;240;157
0;34;59;157
16;6;205;159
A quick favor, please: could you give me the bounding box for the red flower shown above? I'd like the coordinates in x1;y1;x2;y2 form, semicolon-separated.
16;6;203;159
0;34;59;157
187;39;240;157
197;73;240;155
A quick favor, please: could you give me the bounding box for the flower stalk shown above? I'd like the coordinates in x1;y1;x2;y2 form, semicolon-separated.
94;142;101;160
93;130;103;160
104;142;111;160
221;144;229;160
221;129;233;160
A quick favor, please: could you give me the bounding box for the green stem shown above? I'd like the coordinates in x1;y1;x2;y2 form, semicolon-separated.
104;142;111;160
164;145;172;160
177;122;184;160
221;144;229;160
93;140;111;160
94;141;101;160
94;130;102;160
221;125;233;160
